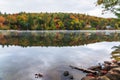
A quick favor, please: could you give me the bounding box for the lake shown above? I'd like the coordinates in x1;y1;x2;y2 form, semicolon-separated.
0;30;120;80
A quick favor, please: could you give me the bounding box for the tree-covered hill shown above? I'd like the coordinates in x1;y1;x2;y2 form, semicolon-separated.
0;12;120;30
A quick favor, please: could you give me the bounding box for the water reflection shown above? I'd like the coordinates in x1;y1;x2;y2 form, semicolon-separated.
0;30;120;47
0;42;120;80
0;30;120;80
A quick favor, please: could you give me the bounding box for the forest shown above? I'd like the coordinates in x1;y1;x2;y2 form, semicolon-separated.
0;12;120;30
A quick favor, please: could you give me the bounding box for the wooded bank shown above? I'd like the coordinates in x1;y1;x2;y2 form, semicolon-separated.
0;12;120;30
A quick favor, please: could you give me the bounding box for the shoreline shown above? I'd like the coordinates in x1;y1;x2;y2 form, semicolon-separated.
1;30;120;33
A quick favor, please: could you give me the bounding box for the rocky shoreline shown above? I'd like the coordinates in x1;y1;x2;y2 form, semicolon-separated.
69;60;120;80
35;60;120;80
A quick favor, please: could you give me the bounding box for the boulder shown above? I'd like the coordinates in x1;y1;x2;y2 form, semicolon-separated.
97;76;110;80
105;68;120;80
81;76;96;80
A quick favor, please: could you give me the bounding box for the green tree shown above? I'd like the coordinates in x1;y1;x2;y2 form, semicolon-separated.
115;8;120;18
27;14;33;30
17;14;28;30
97;0;120;18
49;14;56;30
111;45;120;61
36;17;45;30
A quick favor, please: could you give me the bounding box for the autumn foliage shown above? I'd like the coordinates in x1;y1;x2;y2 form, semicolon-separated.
0;16;5;26
0;12;119;30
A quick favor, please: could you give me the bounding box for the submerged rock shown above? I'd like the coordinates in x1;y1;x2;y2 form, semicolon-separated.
35;73;43;78
63;71;69;76
63;71;74;80
69;75;74;79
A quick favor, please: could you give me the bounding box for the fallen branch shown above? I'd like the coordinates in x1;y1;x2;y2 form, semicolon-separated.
69;65;98;75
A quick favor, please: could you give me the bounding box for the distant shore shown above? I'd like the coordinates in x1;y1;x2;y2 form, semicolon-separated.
1;30;120;33
0;13;119;30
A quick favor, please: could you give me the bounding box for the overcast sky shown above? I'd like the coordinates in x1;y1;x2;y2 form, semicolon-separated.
0;0;116;18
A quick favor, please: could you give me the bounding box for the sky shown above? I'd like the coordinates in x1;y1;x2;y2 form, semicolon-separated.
0;0;116;18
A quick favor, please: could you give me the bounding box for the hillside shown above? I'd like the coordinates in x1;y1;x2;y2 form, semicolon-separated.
0;12;120;30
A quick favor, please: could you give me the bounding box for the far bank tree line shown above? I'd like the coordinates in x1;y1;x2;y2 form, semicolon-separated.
0;12;120;30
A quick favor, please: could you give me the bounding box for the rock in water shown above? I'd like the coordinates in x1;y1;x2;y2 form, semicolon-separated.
63;71;69;76
69;75;74;79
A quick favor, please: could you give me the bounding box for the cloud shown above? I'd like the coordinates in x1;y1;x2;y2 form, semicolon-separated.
0;0;115;18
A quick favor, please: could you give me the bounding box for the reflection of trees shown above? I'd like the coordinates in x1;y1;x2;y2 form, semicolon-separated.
0;31;120;47
111;45;120;61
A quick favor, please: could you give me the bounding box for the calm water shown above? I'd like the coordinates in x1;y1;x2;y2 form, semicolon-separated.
0;30;120;80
